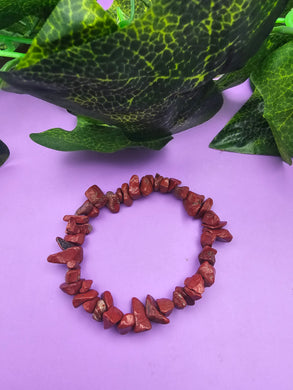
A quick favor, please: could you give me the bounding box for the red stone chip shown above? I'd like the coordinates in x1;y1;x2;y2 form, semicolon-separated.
154;174;163;191
183;191;204;217
198;246;217;266
75;200;94;216
106;191;120;213
175;286;195;306
159;177;169;193
197;198;213;218
128;175;141;200
140;176;153;196
117;313;135;335
63;215;89;224
198;262;216;287
202;210;220;227
132;297;152;333
145;295;169;324
145;175;154;187
203;221;227;230
102;291;114;310
65;267;81;283
64;233;85;246
72;290;98;308
116;188;123;203
200;229;216;248
88;206;100;218
60;280;83;295
103;306;123;329
173;186;189;200
66;220;92;235
47;246;83;269
79;279;93;293
213;228;233;242
183;286;201;301
168;178;182;192
85;185;108;209
184;273;205;300
156;298;174;316
121;183;133;206
173;290;187;309
82;297;99;313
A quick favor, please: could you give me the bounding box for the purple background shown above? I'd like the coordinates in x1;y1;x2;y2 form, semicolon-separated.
1;1;293;388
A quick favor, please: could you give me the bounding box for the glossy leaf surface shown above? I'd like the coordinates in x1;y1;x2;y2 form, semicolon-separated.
0;0;288;152
251;40;293;165
0;139;10;166
210;90;280;156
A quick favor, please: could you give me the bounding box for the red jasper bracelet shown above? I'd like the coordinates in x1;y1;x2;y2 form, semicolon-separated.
47;174;232;334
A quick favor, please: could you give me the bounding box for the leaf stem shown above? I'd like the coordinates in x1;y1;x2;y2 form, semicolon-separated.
0;58;19;71
129;0;135;22
117;0;135;28
0;50;25;58
275;17;285;24
0;34;33;45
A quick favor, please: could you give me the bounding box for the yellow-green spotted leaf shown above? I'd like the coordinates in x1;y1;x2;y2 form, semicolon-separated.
216;32;292;91
0;0;289;152
251;40;293;165
17;0;118;69
209;89;280;156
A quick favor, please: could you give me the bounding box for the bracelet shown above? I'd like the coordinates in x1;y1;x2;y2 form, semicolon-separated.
47;174;232;334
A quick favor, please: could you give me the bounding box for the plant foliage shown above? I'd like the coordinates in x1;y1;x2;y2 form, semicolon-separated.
0;0;290;162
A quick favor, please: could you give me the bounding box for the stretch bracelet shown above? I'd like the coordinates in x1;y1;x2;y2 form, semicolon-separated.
47;174;232;334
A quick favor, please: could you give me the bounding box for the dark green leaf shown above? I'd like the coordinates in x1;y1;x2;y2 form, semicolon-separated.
216;2;293;91
17;0;118;69
209;89;280;156
283;1;293;17
30;115;172;152
0;0;288;152
216;32;292;91
0;15;44;38
251;40;293;165
0;0;58;29
273;25;293;34
0;139;10;166
0;15;44;85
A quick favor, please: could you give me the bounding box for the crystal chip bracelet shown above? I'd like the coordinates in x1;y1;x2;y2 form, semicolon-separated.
47;174;233;334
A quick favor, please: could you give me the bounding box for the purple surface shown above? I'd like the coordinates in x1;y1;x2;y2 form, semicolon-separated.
1;2;293;388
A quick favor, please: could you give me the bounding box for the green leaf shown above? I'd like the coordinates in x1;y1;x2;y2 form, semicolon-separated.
273;25;293;34
30;115;172;152
0;15;44;38
251;40;293;165
216;32;292;91
0;0;59;29
17;0;118;69
209;89;280;156
107;0;151;21
0;0;289;152
0;139;10;166
285;7;293;26
0;15;45;84
283;0;293;15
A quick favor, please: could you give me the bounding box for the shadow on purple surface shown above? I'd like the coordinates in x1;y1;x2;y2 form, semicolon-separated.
60;145;168;167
